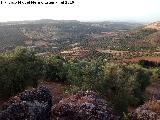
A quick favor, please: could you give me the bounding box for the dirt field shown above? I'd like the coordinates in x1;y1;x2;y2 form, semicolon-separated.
125;57;160;63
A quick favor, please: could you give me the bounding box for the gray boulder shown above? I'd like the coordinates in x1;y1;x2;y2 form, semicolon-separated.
52;91;119;120
0;86;52;120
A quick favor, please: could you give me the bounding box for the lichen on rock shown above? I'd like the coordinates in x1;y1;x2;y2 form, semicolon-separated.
0;86;52;120
52;91;119;120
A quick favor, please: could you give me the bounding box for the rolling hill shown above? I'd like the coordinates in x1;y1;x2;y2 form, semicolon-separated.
144;21;160;30
1;20;160;55
0;20;142;52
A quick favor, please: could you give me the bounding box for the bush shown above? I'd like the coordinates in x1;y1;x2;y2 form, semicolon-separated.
62;61;151;114
0;47;43;99
139;60;160;68
98;64;151;114
0;47;155;116
44;56;68;82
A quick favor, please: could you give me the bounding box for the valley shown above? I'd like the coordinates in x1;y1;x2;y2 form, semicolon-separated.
1;20;160;119
1;20;160;63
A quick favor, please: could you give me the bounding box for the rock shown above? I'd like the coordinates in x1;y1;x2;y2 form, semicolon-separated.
52;91;119;120
129;100;160;120
129;108;160;120
0;86;52;120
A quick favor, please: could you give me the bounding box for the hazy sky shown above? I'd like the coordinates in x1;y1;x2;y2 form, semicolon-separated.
0;0;160;22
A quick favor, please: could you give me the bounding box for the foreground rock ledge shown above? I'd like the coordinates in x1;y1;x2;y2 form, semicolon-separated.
0;86;52;120
129;99;160;120
52;91;119;120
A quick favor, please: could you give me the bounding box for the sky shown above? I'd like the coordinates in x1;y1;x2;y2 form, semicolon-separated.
0;0;160;23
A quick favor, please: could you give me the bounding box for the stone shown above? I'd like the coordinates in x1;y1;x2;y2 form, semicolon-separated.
52;91;119;120
0;86;52;120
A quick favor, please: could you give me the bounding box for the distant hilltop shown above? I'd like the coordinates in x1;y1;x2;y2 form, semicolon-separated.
144;21;160;30
0;19;80;26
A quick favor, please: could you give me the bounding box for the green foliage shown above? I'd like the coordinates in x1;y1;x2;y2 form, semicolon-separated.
0;47;43;99
138;60;158;68
65;60;105;92
44;56;68;82
149;68;160;83
122;112;132;120
0;47;158;116
64;62;151;114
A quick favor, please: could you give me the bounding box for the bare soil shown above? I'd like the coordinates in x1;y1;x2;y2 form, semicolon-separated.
145;82;160;100
125;57;160;63
38;81;69;104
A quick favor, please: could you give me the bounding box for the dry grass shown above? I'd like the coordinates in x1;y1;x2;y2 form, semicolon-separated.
144;99;160;113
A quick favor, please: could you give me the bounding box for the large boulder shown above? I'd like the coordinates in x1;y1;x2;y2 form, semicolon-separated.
0;86;52;120
52;91;119;120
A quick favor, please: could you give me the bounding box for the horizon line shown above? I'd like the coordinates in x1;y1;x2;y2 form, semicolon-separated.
0;19;153;24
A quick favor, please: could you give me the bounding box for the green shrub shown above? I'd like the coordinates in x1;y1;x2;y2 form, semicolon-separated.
0;47;43;99
44;56;68;82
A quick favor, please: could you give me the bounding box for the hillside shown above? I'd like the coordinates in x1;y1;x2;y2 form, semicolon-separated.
144;21;160;30
145;31;160;45
1;48;160;119
0;20;142;52
1;20;160;61
0;25;28;51
2;20;160;119
86;27;158;51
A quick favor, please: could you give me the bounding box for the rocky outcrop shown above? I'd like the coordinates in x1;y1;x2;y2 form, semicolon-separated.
129;107;160;120
0;86;52;120
129;100;160;120
52;91;119;120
